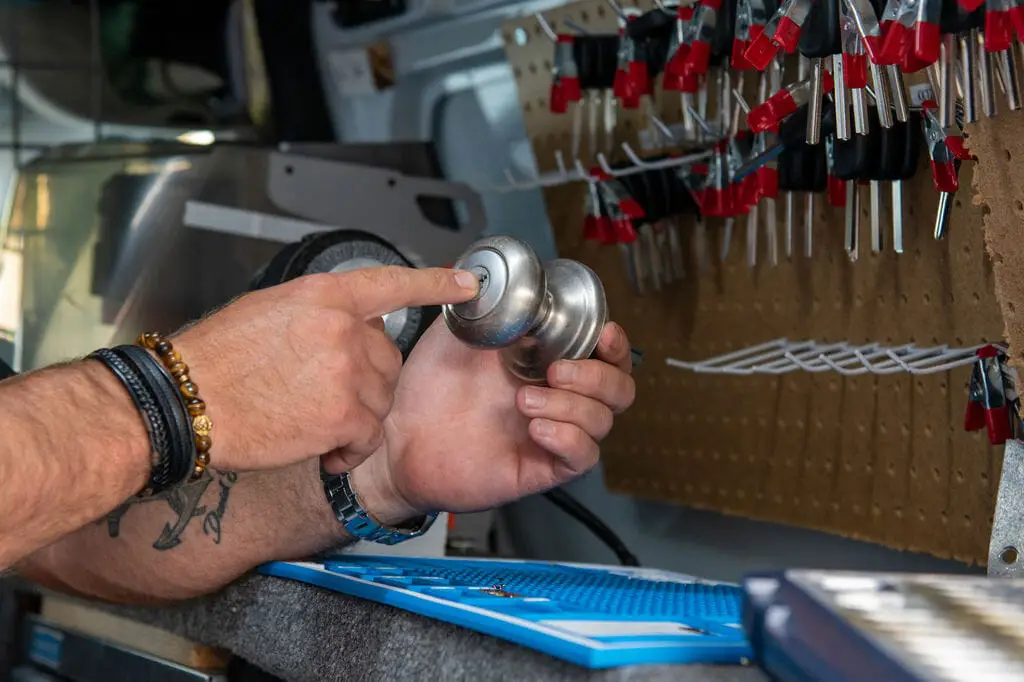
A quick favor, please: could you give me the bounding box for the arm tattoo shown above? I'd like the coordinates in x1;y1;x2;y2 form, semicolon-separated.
102;470;238;551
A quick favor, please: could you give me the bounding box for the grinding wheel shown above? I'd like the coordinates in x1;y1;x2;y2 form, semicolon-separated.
251;230;437;358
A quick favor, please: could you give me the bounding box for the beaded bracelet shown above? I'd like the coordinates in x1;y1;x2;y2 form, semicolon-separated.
137;332;213;481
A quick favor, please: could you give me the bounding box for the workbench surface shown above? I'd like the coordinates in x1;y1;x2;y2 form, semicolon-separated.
104;574;770;682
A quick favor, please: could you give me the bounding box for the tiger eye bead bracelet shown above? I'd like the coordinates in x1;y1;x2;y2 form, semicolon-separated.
137;332;213;480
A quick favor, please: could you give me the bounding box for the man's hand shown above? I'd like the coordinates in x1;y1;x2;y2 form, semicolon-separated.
172;267;479;472
343;319;636;522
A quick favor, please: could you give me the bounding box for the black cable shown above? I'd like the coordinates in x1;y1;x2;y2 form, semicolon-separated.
542;487;641;567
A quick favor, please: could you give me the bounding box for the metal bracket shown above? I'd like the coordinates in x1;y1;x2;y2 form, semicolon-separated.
265;152;487;266
988;438;1024;576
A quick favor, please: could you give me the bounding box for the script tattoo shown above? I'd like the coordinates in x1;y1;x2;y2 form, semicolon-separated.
103;470;238;551
201;472;238;544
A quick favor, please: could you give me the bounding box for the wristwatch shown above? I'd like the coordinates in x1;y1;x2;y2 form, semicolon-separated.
320;466;438;545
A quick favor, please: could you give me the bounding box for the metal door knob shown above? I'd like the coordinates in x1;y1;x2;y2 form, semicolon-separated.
442;235;608;383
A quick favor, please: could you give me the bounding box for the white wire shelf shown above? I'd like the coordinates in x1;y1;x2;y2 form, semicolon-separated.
666;338;1008;376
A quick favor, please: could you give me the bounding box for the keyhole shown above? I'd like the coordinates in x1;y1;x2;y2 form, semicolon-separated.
469;265;490;301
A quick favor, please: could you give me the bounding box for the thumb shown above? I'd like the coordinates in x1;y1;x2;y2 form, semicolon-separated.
339;266;480;319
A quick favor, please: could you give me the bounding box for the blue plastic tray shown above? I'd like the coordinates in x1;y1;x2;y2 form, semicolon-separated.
259;557;750;668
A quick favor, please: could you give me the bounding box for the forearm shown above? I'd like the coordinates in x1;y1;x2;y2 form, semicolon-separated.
14;457;409;604
0;361;151;569
15;458;342;603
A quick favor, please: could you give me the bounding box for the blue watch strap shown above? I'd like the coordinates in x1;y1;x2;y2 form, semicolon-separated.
321;467;437;545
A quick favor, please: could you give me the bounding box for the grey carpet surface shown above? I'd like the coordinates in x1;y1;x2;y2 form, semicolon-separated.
104;574;769;682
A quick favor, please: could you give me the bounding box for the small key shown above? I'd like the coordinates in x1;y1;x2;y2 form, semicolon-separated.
934;0;985;125
573;33;619;156
799;0;842;143
840;1;872;136
668;218;687;279
975;28;997;117
845;177;861;260
985;0;1023;111
832;103;878;250
639;223;662;290
877;113;922;252
777;137;826;259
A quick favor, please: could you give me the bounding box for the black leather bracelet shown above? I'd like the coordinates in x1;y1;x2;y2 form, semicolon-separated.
89;348;174;492
112;345;197;488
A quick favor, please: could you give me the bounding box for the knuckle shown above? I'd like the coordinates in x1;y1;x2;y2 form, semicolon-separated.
383;343;403;380
314;310;349;339
331;398;359;435
366;422;385;451
619;374;637;410
562;430;597;474
581;361;608;393
296;273;337;300
594;405;614;439
368;265;411;292
331;350;358;382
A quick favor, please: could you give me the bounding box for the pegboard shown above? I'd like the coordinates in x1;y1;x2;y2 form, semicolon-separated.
502;1;1006;564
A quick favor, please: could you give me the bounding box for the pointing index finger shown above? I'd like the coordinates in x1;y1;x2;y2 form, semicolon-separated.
339;266;480;319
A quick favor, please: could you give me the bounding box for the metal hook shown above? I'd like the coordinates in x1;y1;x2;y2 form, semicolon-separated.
621;142;649;167
554;150;568;178
685;104;718;137
732;88;752;115
572;157;591;181
534;12;558;42
595;152;617;175
650;115;678;144
605;0;628;19
562;18;590;35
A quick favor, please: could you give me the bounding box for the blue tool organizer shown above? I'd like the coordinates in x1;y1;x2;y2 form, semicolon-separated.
259;557;750;668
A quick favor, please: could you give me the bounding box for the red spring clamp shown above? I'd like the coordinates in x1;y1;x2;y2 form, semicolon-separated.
550;34;581;114
744;0;814;69
733;0;771;70
681;0;724;76
986;0;1015;53
747;72;834;133
920;101;959;193
965;345;1018;445
612;28;642;104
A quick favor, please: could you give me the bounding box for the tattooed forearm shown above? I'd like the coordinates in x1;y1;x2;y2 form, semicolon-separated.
102;470;238;550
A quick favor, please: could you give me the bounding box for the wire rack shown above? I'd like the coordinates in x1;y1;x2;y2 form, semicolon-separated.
666;339;1007;376
491;144;713;192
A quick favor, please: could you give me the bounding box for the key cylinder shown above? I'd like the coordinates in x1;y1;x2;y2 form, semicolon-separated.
443;236;609;384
